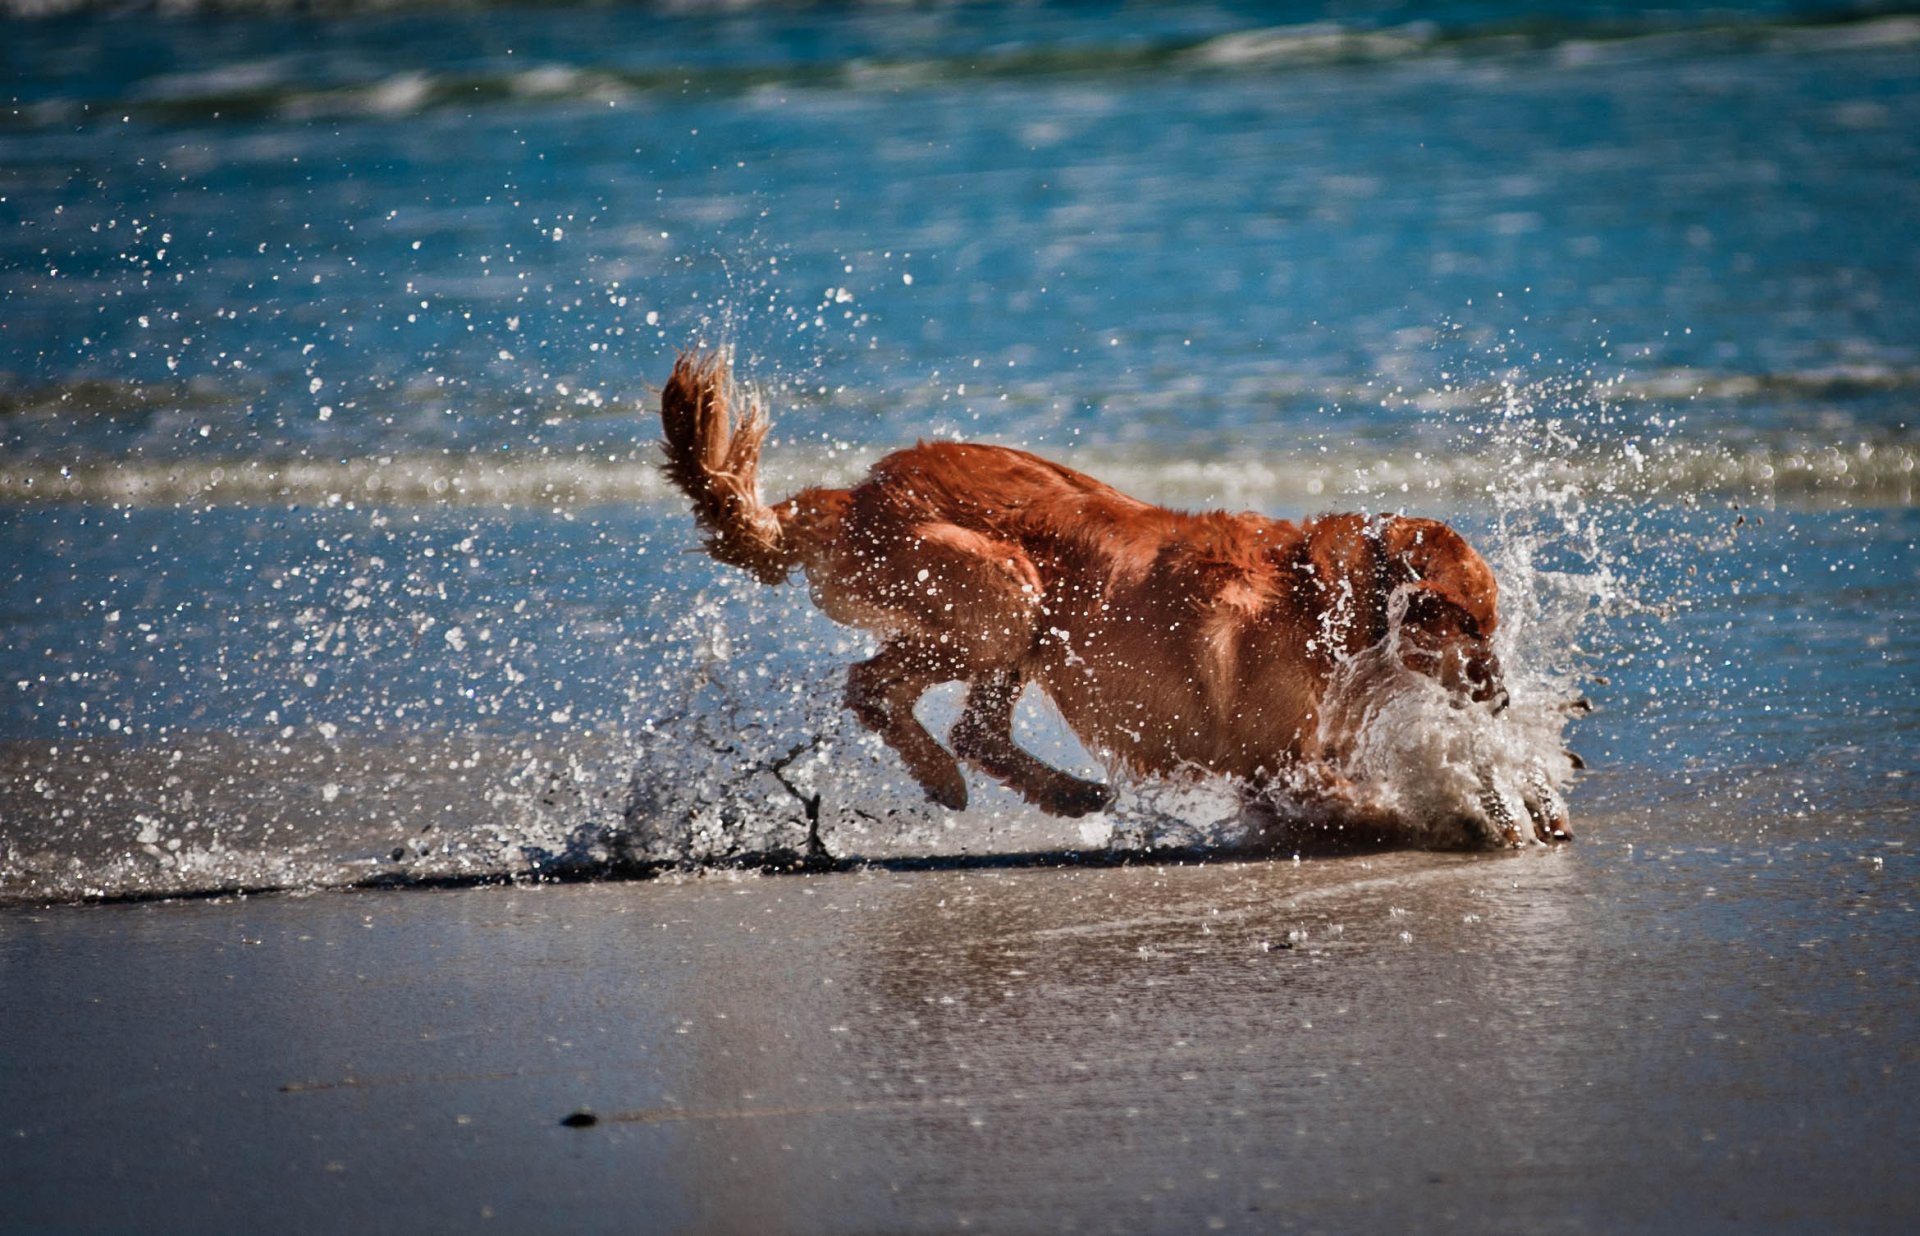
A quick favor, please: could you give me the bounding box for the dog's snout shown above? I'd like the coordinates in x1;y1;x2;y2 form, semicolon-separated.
1464;651;1506;711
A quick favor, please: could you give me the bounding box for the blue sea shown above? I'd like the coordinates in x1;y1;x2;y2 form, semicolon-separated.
1;0;1915;901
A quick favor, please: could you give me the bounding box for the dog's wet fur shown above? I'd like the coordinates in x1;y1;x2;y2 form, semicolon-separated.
660;351;1570;847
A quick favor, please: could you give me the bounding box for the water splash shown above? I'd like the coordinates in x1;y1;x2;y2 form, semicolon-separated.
1;328;1808;906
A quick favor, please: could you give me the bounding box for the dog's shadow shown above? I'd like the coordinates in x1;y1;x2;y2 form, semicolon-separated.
603;812;1421;881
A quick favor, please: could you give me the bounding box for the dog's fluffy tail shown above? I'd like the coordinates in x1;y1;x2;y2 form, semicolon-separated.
659;350;797;585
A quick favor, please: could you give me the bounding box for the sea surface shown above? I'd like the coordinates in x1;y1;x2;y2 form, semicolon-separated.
2;0;1916;903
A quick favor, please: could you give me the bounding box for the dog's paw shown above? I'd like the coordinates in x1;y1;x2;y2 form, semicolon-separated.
921;767;969;812
1040;777;1116;819
1479;766;1572;846
1479;782;1528;847
1523;768;1572;842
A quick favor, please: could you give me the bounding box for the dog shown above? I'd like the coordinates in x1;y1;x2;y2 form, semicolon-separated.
659;350;1570;847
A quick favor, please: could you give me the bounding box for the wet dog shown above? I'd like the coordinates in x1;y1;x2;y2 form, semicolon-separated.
660;350;1570;847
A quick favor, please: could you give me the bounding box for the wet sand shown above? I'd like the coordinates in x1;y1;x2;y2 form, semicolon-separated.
3;797;1914;1234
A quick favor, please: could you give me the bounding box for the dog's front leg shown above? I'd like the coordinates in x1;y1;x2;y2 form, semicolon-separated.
1476;763;1573;845
1520;765;1573;842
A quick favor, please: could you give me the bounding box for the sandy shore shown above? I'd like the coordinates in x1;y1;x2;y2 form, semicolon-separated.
3;815;1915;1235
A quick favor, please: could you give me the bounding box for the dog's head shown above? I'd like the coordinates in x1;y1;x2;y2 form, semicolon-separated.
1396;583;1506;710
1381;520;1506;711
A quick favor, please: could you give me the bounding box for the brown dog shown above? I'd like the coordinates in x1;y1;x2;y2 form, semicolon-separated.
660;351;1570;847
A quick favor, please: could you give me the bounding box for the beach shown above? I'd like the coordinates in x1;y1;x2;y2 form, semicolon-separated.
5;796;1914;1233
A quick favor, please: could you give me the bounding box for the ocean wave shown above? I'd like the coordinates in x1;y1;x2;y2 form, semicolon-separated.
4;437;1912;510
8;6;1920;126
5;358;1915;426
1610;364;1920;402
13;63;649;129
1371;363;1920;415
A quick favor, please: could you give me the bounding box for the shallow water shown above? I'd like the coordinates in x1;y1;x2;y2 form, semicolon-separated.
3;1;1917;897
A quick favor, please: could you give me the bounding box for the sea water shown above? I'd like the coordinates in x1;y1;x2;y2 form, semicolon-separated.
2;0;1915;902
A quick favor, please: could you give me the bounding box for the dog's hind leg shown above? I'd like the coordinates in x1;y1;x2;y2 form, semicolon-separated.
846;638;971;810
831;515;1052;812
951;668;1115;818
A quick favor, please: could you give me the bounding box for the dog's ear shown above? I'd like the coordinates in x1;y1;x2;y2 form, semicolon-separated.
1380;518;1499;639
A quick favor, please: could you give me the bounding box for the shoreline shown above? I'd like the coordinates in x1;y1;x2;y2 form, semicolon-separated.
5;835;1914;1233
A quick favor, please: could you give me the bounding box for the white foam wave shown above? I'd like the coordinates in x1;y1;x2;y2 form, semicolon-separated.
5;436;1910;510
1779;14;1920;51
1186;22;1439;68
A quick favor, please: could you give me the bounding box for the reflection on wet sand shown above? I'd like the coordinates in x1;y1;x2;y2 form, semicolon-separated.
4;824;1912;1232
660;850;1594;1230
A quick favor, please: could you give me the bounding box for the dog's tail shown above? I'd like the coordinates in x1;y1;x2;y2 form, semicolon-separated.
659;349;804;585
